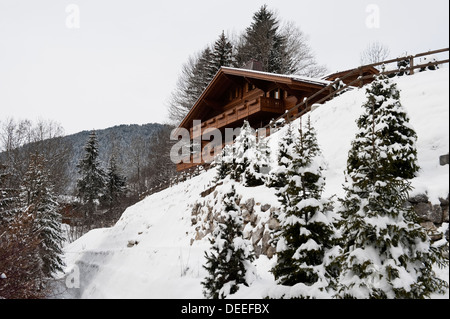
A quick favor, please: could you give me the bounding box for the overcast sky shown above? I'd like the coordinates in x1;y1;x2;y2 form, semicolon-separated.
0;0;448;135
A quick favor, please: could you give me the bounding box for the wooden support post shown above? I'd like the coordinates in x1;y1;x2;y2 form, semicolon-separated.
409;56;415;75
359;68;364;88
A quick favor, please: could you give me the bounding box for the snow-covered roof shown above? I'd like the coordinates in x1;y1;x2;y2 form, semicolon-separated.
178;66;332;129
221;66;332;86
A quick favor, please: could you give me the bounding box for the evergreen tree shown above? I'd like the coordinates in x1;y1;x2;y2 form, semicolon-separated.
245;130;271;187
0;208;44;298
0;163;20;225
347;71;419;181
230;121;255;183
20;153;65;278
103;154;127;209
335;73;448;299
236;5;288;74
227;121;268;186
202;185;255;299
265;123;295;188
214;144;234;182
167;48;214;123
76;131;106;226
188;47;213;100
271;117;335;296
210;30;234;76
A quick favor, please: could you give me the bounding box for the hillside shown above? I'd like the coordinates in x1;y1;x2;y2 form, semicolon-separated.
62;123;166;193
60;68;449;299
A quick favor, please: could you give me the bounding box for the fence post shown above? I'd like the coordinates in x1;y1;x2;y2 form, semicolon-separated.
409;56;415;75
358;67;364;88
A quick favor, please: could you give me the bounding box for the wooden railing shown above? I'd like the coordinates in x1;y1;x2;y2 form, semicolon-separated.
264;47;449;129
190;96;285;138
260;96;284;111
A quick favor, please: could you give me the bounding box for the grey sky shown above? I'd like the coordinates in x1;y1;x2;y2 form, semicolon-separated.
0;0;448;134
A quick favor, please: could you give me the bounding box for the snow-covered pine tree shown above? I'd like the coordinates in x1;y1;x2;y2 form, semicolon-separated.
20;153;65;278
202;185;255;299
271;116;335;297
230;121;254;183
266;123;295;189
347;71;419;181
228;121;269;187
244;130;271;187
77;130;106;227
336;72;448;299
214;144;234;182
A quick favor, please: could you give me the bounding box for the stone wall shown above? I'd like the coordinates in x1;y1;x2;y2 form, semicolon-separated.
409;193;449;242
190;188;449;259
190;190;280;258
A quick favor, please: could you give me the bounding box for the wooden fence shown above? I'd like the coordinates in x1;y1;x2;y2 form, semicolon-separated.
264;48;449;128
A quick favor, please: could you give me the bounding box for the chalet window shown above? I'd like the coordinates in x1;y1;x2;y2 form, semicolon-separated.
268;89;282;100
274;90;280;99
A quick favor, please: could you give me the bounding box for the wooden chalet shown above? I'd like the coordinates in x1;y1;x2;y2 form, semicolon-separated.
175;63;380;171
176;65;334;171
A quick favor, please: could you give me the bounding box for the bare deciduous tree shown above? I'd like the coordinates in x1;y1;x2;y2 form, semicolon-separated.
280;21;328;78
0;118;70;195
360;42;391;69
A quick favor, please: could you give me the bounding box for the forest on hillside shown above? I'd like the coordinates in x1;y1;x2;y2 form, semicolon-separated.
0;118;178;297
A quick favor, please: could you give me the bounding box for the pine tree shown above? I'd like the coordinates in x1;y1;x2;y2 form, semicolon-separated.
214;144;233;182
271;117;335;296
210;30;233;76
76;130;106;227
347;71;419;181
20;153;65;278
0;163;20;225
245;131;271;187
227;121;268;186
103;154;127;210
335;73;448;299
0;209;44;298
167;48;215;123
202;185;255;299
188;47;213;100
230;121;255;183
236;5;287;74
266;123;295;188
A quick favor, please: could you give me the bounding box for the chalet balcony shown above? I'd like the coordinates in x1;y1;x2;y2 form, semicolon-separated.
190;96;284;138
260;96;284;112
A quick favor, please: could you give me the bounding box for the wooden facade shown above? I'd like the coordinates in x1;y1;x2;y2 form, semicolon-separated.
176;67;332;171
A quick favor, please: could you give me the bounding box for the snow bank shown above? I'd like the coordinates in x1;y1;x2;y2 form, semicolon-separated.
61;68;449;299
310;68;449;204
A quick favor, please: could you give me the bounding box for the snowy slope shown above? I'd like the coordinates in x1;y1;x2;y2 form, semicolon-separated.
61;68;449;299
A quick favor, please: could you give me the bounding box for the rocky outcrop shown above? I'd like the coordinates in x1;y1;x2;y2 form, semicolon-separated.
190;189;279;258
409;193;449;242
